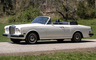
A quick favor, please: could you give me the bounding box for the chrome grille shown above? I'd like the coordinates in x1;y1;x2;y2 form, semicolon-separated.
9;25;15;34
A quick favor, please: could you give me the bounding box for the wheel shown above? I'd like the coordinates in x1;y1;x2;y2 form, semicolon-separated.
57;39;64;42
25;33;37;44
11;39;21;43
71;32;82;42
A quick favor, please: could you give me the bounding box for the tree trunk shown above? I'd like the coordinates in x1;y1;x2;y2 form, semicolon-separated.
56;10;66;20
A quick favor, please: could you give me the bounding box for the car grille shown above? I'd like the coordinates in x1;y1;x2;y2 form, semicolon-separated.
9;25;15;34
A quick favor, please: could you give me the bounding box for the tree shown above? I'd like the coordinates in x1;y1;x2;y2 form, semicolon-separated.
76;1;87;19
55;0;77;21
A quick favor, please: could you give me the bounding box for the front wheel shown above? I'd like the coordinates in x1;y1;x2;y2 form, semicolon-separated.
25;33;38;44
11;39;21;43
71;32;82;42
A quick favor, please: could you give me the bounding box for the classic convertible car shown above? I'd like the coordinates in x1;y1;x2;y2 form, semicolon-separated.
3;16;93;44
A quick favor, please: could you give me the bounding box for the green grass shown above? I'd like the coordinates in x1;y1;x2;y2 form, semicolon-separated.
0;23;10;42
0;17;10;23
0;52;96;60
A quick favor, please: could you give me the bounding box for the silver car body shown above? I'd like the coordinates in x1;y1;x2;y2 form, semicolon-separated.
3;16;92;40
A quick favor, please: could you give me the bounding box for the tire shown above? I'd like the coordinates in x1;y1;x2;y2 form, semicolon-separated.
11;39;21;43
71;32;82;42
25;33;38;44
57;39;64;42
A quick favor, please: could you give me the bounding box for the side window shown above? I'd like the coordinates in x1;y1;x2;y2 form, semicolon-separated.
47;19;51;24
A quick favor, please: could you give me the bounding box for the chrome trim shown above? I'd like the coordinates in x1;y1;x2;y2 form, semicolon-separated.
9;25;16;34
3;33;24;37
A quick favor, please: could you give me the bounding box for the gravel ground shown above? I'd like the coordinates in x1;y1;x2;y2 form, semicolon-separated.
0;39;96;56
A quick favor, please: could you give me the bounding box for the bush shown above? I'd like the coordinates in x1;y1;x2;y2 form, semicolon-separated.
76;2;87;19
76;1;96;19
89;9;96;18
8;16;16;23
8;6;42;23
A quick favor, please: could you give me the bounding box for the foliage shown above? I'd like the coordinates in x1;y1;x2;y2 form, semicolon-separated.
1;0;96;20
76;1;96;19
55;0;77;21
87;0;95;8
0;52;96;60
8;6;42;23
76;2;86;19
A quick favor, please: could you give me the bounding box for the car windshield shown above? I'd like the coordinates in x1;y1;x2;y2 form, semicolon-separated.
31;17;49;24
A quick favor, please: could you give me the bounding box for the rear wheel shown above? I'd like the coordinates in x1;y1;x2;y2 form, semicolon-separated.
25;33;38;44
71;32;82;42
11;39;21;43
57;39;64;42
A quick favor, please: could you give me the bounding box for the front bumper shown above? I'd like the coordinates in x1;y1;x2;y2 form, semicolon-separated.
3;33;24;37
89;33;94;37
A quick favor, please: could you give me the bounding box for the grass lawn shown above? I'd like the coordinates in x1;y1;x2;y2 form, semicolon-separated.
0;52;96;60
0;23;10;42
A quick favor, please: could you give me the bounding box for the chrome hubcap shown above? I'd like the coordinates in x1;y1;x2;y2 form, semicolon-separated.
76;34;80;40
30;35;35;41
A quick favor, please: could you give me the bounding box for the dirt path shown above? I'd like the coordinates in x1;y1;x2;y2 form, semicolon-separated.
0;39;96;56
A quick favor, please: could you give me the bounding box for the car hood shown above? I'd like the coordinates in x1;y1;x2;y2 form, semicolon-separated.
5;23;44;28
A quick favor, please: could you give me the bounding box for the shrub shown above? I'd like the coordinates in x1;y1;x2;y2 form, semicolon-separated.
8;16;16;23
76;1;96;19
76;2;87;19
8;6;42;23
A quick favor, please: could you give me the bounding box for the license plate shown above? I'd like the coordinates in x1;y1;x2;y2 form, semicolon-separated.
8;34;11;38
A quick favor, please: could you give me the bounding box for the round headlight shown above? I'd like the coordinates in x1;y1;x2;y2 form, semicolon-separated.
6;28;9;31
16;28;20;32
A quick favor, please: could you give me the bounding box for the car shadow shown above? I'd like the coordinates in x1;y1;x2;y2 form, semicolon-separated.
10;40;96;45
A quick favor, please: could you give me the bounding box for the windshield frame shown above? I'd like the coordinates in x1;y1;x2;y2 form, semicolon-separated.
31;16;51;25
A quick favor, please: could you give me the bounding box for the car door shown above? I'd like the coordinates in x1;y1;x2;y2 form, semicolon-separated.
44;24;66;39
62;25;71;38
54;25;71;38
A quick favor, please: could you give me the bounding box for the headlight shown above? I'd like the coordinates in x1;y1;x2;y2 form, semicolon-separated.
6;28;9;31
5;28;9;33
5;28;9;31
16;28;20;32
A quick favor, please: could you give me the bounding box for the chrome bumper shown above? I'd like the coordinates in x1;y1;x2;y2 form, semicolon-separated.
3;33;24;37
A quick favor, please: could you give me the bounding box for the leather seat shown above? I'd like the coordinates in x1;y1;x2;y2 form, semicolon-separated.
53;19;60;24
56;19;60;22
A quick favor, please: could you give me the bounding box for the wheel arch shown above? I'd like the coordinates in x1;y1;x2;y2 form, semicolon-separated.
73;31;83;38
26;31;40;40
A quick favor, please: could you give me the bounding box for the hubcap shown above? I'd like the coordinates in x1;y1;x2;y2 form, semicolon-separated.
30;35;35;42
76;35;79;40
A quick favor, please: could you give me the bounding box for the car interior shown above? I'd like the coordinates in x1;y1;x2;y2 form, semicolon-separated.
47;19;78;25
53;19;69;25
53;19;78;25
